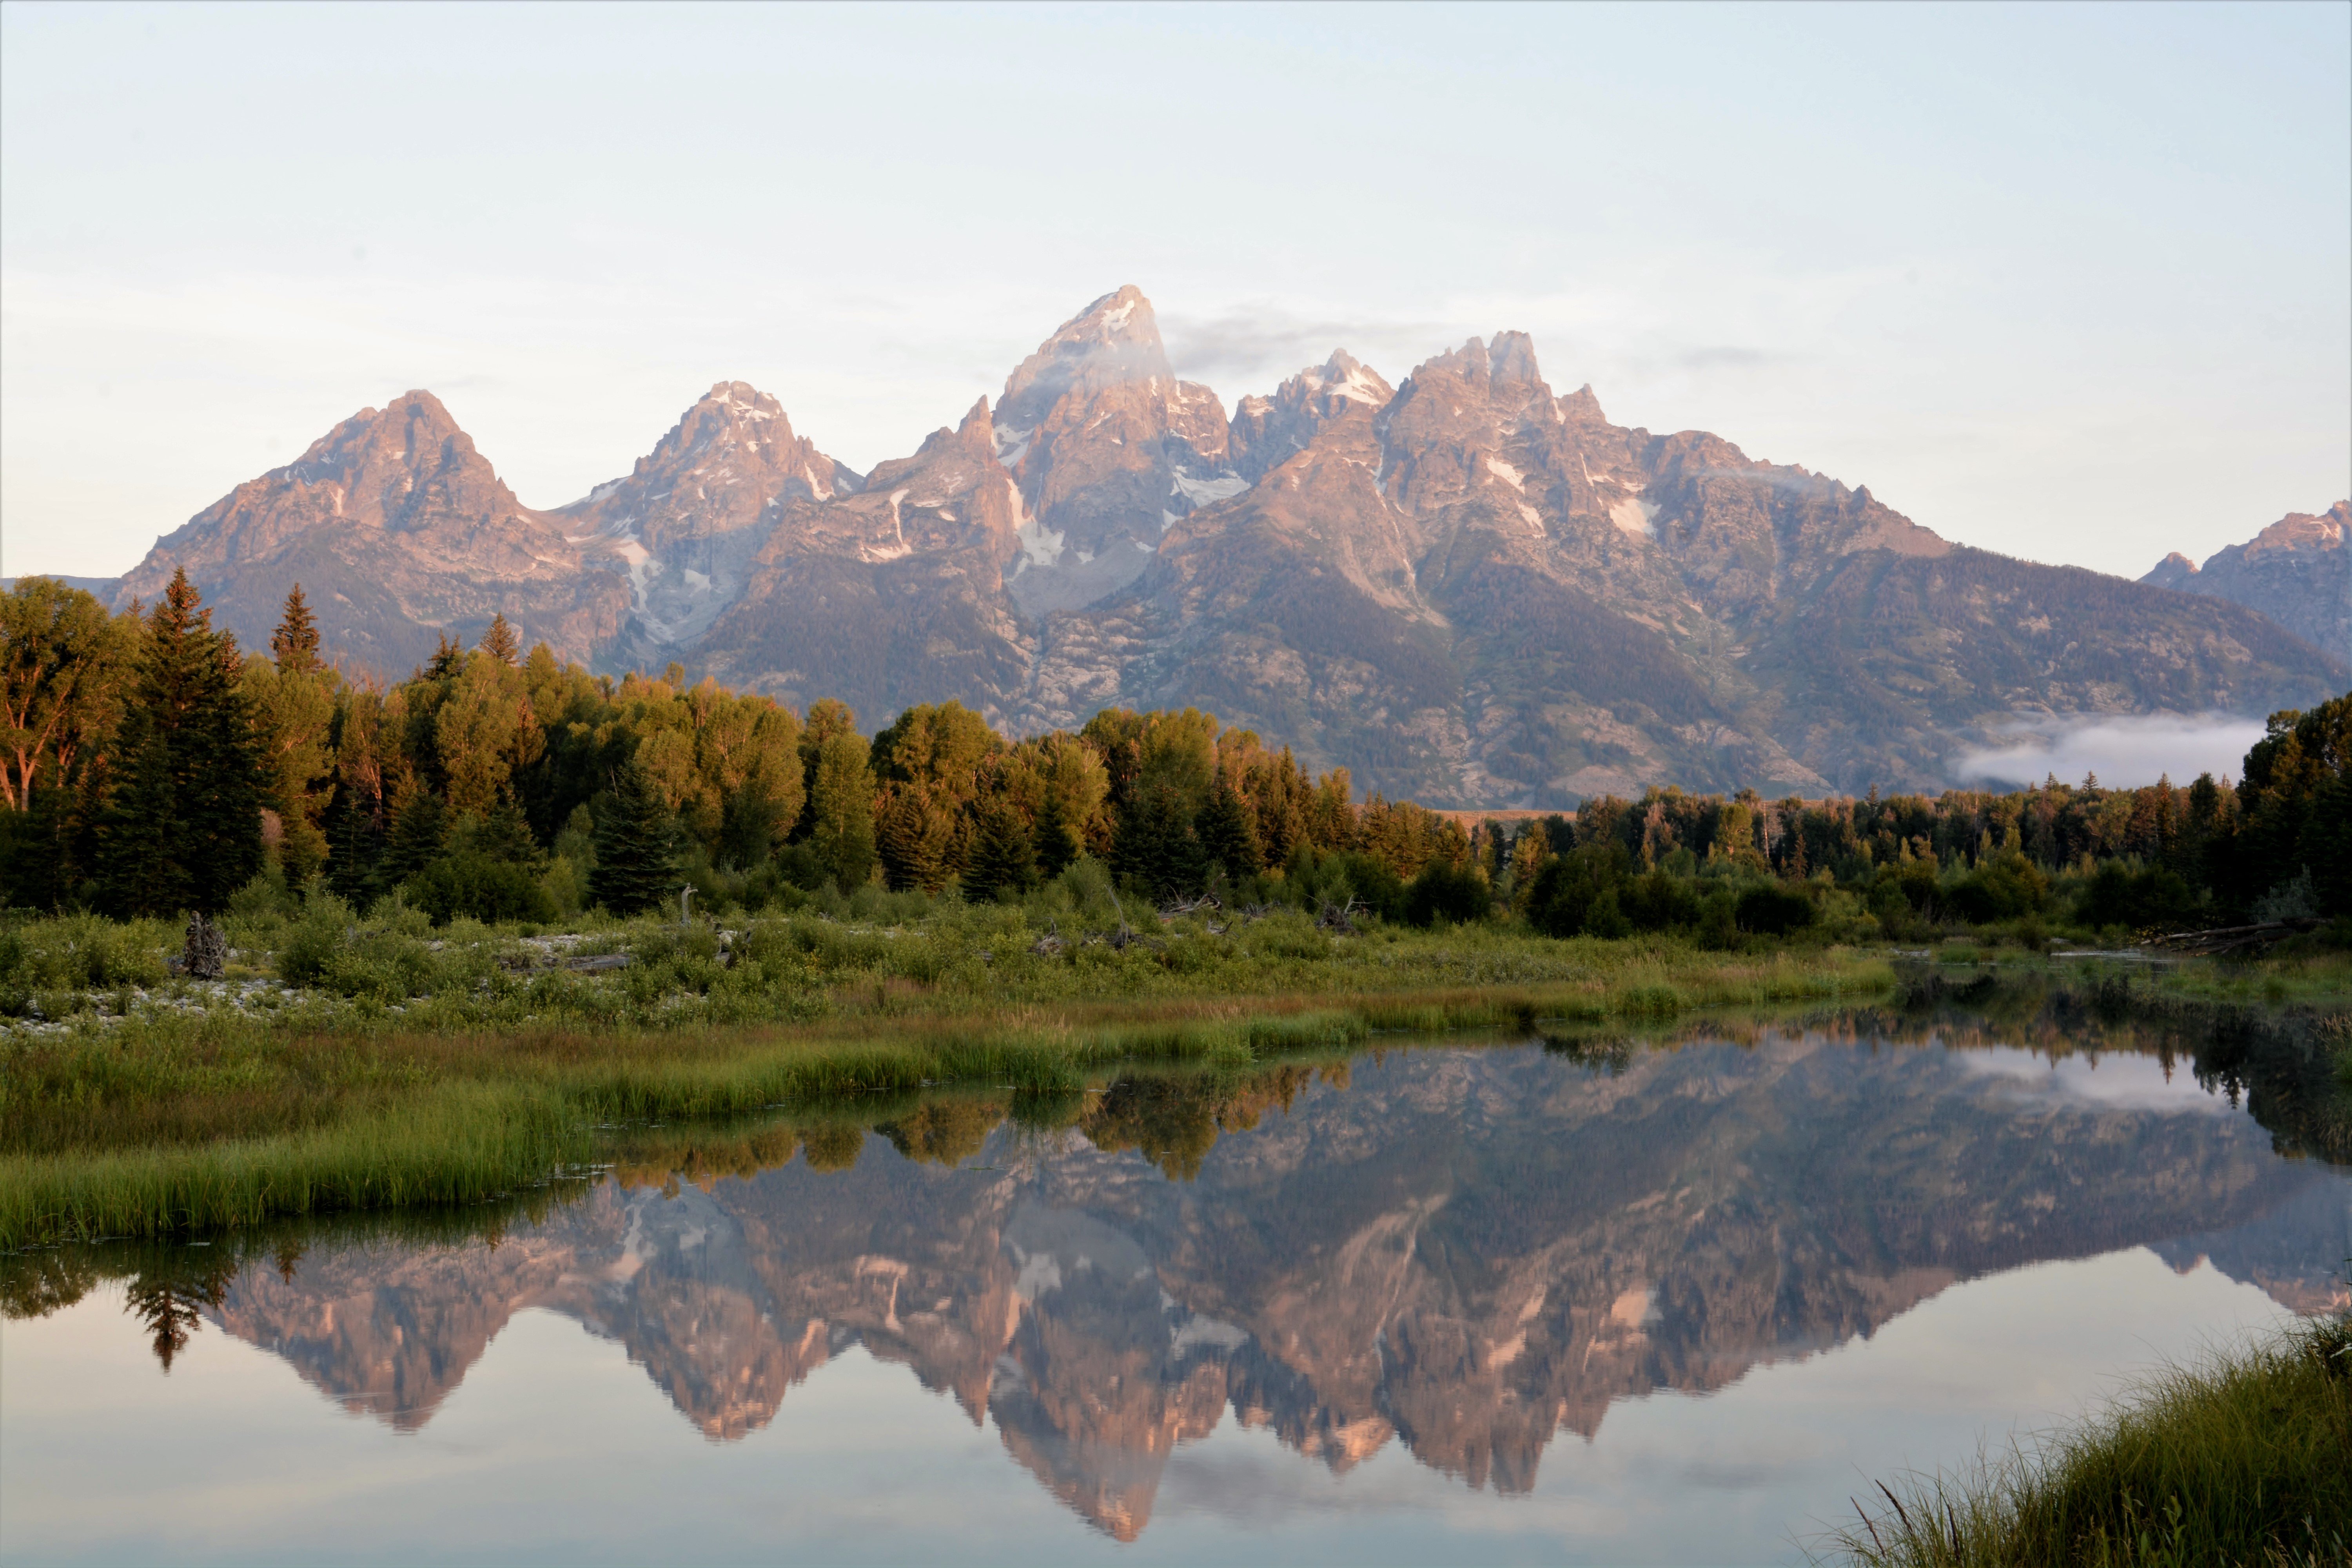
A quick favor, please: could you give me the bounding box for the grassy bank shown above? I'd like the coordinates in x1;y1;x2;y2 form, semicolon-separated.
1831;1314;2352;1567
0;899;1896;1247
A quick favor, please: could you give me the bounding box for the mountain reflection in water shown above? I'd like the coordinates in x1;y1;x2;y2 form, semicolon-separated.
14;1028;2352;1550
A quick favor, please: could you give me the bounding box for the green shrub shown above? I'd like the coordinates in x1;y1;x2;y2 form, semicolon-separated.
1405;862;1490;927
1620;869;1704;933
2076;862;2200;932
404;853;556;926
1526;844;1632;938
276;900;442;1001
0;914;169;1011
1944;852;2050;924
1735;884;1815;936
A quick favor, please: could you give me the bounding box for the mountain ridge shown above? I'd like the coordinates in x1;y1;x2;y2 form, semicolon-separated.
82;286;2349;800
2142;501;2349;665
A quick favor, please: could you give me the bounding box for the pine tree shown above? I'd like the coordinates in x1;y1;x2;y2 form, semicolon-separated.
964;799;1038;903
1036;811;1083;880
480;613;520;667
1111;781;1207;902
269;584;321;675
1194;783;1263;881
323;776;384;903
257;584;335;881
379;774;450;886
93;570;265;915
589;757;682;915
874;786;954;893
96;727;185;915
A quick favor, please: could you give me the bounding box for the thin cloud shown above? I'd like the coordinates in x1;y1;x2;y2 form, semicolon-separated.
1672;345;1786;371
1159;305;1451;393
1951;712;2266;789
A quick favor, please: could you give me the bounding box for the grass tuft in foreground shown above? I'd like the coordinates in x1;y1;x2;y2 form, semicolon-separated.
1829;1314;2352;1567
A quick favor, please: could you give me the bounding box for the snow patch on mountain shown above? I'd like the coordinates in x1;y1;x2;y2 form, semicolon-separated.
1015;510;1065;570
1610;497;1661;539
1170;468;1248;508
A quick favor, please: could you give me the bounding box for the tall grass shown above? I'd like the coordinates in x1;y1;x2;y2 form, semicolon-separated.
3;968;1883;1247
0;1082;581;1244
1828;1315;2352;1567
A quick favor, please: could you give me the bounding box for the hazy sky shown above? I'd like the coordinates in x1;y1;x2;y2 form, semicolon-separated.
3;1;2346;582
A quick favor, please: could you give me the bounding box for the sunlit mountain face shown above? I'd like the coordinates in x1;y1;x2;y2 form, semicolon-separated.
27;1024;2343;1544
94;286;2346;801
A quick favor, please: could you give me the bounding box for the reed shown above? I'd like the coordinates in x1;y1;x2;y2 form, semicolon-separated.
1829;1315;2352;1567
1;910;1907;1246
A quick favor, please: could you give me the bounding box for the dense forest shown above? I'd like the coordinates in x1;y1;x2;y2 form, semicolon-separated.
2;572;2345;940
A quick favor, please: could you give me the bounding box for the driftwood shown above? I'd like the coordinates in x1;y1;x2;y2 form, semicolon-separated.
2147;917;2321;956
1029;920;1069;957
180;915;228;980
1315;896;1368;935
560;953;633;973
1158;894;1223;921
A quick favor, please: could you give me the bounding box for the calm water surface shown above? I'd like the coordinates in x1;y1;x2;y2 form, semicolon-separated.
5;1029;2348;1566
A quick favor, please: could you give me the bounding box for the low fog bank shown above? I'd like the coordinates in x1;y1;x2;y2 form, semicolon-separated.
1949;713;2270;790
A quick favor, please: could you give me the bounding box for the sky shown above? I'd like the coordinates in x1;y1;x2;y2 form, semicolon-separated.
2;1;2347;583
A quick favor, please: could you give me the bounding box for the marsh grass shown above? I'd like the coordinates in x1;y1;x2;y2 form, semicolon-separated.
0;916;1895;1246
13;896;2339;1251
1828;1315;2352;1567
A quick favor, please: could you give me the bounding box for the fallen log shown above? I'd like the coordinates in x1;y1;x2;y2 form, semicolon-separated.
2148;917;2321;955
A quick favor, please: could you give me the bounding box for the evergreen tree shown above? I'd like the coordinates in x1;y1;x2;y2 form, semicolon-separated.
589;757;683;915
874;785;955;893
252;584;337;882
466;800;546;869
964;799;1038;903
1194;783;1263;881
1111;780;1208;902
480;613;520;667
269;584;321;675
1036;810;1083;880
96;727;185;915
323;776;384;903
93;570;265;916
379;774;450;886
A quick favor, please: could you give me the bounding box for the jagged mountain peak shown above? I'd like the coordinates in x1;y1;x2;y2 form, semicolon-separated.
556;382;862;663
2141;500;2351;658
1559;383;1607;424
1228;351;1396;483
281;389;479;487
2247;501;2348;555
1401;331;1551;398
998;284;1175;430
1299;349;1394;408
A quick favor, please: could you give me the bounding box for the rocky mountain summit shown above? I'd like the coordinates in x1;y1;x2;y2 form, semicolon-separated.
2143;501;2349;664
116;390;635;673
96;287;2348;801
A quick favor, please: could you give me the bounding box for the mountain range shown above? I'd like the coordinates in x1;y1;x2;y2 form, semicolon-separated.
78;286;2351;803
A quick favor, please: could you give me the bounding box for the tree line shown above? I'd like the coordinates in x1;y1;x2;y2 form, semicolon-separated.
1;573;2344;933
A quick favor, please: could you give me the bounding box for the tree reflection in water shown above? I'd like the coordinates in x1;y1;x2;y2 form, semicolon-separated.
121;1247;236;1371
